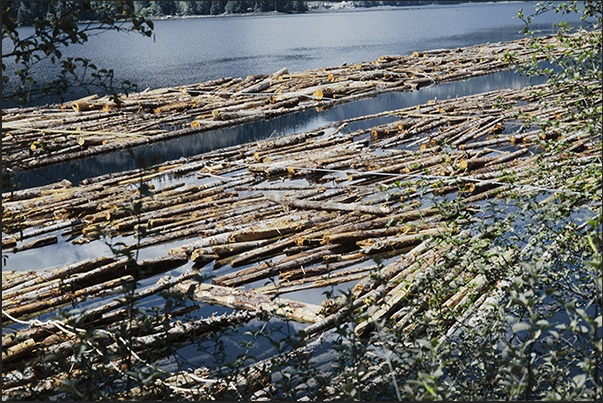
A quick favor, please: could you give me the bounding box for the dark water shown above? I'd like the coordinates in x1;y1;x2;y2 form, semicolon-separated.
4;1;586;189
14;69;544;189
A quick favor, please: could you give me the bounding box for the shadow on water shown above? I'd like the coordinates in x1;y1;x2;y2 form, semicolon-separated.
13;70;545;190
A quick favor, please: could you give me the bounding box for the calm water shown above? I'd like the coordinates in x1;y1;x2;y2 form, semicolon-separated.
15;69;544;189
5;1;585;189
4;2;575;98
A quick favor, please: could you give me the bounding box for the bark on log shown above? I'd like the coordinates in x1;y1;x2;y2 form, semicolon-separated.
3;254;188;320
358;227;454;255
484;147;529;166
11;235;58;253
458;154;499;171
2;275;134;322
212;244;343;288
266;194;391;216
255;265;377;295
1;271;38;291
278;254;367;282
169;280;324;324
299;287;385;339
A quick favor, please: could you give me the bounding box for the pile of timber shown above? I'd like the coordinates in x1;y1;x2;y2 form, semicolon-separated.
1;33;579;171
3;81;599;254
2;75;601;399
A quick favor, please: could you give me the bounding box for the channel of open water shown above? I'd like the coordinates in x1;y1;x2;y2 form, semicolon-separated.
7;1;583;189
14;68;545;189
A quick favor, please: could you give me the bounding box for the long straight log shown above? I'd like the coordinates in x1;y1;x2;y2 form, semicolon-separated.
169;280;324;324
217;212;337;267
458;154;500;171
279;254;368;282
10;235;58;253
268;271;371;296
255;264;378;295
451;116;498;146
320;223;445;245
4;254;188;312
168;206;305;256
212;244;344;287
2;257;114;299
358;227;455;255
2;275;134;322
1;271;38;291
484;147;529;166
212;238;279;258
299;287;386;340
265;194;391;216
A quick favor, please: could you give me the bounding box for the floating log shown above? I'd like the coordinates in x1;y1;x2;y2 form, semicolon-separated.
321;223;444;245
299;287;385;340
484;147;529;166
1;271;38;291
256;264;378;295
266;194;391;216
458;154;500;171
2;275;134;322
1;35;599;399
279;254;367;282
10;235;58;253
71;98;104;112
168;280;324;324
2;33;583;172
212;238;278;258
358;227;455;255
212;244;344;287
2;254;187;322
2;257;114;302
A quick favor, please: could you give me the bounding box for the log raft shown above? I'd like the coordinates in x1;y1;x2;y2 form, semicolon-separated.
2;34;601;400
1;33;581;172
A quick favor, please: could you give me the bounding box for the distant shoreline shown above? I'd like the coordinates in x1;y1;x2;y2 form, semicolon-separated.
146;2;475;22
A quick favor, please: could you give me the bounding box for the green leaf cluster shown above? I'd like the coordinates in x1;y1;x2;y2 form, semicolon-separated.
2;1;154;105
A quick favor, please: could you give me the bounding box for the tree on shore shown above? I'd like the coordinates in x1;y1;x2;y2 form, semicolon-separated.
4;1;310;23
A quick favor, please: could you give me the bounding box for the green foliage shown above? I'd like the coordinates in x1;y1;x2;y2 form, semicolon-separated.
507;1;602;144
2;1;154;105
8;1;311;19
257;193;600;401
351;1;466;7
230;2;601;400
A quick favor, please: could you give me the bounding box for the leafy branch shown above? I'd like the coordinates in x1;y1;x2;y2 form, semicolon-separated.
2;1;154;105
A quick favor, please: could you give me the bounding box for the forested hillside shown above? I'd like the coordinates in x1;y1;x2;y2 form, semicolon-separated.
5;1;308;25
6;1;468;25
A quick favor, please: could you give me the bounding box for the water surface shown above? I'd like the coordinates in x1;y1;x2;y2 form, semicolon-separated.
3;1;581;105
